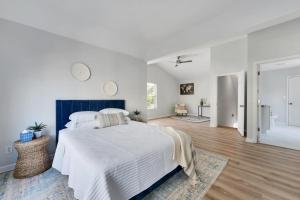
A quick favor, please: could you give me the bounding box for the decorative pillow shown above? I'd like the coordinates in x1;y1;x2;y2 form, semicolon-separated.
69;111;98;122
76;121;102;129
99;108;129;116
97;112;128;127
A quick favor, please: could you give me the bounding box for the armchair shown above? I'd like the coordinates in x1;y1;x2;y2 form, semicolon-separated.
175;104;188;116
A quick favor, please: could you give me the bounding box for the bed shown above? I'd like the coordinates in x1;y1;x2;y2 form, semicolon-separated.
53;100;181;200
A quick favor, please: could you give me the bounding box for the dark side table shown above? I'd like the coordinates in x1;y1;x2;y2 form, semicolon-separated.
197;105;211;117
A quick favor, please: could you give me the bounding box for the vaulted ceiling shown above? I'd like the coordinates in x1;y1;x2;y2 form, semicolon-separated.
1;0;300;60
157;48;211;81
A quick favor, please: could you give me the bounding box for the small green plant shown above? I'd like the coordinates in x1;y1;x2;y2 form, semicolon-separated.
28;122;47;132
131;110;142;122
133;110;141;116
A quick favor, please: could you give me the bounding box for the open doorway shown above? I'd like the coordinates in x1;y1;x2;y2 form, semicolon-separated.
218;75;238;127
258;58;300;150
217;71;246;136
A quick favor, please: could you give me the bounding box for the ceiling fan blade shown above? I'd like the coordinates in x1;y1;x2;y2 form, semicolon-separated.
180;60;192;63
179;54;198;59
168;54;197;61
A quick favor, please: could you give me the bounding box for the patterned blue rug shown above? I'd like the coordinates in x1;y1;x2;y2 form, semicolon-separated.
0;148;228;200
171;116;210;123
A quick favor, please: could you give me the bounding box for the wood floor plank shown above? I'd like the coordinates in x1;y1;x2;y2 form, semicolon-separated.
149;118;300;200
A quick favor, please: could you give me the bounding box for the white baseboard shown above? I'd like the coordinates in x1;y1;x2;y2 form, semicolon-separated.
0;163;15;173
209;122;217;127
245;137;257;143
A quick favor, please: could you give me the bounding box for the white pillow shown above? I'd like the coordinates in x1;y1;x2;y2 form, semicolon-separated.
99;108;129;116
65;120;102;130
69;111;98;123
125;117;131;122
65;121;76;129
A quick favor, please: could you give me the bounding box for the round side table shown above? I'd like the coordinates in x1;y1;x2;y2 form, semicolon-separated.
14;135;51;179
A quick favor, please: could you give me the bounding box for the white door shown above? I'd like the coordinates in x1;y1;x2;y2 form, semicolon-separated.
237;70;246;136
288;76;300;127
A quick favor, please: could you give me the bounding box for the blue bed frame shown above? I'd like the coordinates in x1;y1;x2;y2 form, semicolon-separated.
56;99;125;143
55;99;181;200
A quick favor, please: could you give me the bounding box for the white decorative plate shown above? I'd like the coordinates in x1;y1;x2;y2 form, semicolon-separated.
71;63;91;81
103;81;118;96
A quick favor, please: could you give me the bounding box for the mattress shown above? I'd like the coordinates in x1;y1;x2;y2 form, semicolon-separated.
52;121;178;200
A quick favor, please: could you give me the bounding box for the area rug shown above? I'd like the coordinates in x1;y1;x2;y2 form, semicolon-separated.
171;115;210;123
0;148;228;200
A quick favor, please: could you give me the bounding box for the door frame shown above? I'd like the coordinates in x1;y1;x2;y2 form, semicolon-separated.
215;70;245;136
255;55;300;143
287;75;300;126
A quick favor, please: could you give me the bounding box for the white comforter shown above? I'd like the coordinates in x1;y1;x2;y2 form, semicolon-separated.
52;121;178;200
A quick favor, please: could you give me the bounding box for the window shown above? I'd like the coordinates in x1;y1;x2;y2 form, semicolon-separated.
147;83;157;110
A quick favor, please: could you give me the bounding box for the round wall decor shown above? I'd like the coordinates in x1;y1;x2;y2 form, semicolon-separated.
103;81;118;96
71;63;91;81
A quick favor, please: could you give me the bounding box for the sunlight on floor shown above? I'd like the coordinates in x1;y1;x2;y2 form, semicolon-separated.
260;126;300;150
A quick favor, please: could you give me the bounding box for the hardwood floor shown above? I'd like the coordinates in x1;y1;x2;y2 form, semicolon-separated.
149;118;300;200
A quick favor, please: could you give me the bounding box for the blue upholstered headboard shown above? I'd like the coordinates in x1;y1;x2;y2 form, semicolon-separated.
56;100;125;143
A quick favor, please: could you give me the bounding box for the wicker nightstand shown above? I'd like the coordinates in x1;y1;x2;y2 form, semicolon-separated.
14;135;51;179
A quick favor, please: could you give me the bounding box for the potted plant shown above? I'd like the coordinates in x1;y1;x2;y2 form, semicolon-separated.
28;122;47;138
133;110;141;121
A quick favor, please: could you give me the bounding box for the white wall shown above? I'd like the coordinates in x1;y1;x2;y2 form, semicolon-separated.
248;18;300;142
0;19;147;168
175;38;247;119
178;78;210;116
147;65;179;119
260;66;300;126
210;38;247;127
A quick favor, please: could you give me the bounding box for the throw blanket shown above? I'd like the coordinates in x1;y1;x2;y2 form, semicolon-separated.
162;126;199;185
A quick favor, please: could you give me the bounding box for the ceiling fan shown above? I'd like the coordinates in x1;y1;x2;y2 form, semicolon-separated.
168;55;195;67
